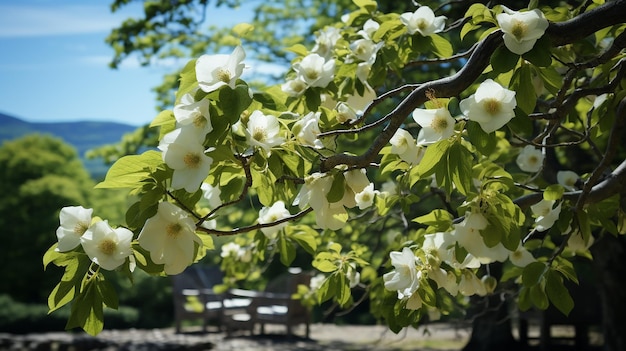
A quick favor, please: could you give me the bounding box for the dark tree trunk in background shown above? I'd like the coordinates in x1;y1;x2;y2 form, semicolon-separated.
462;294;521;351
590;234;626;351
462;263;522;351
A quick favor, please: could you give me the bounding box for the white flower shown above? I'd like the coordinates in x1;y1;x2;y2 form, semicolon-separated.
312;26;341;59
557;170;579;191
496;7;549;55
422;232;456;263
460;79;517;133
245;110;285;153
354;183;377;210
159;128;213;193
459;270;487;296
380;180;397;196
453;212;509;264
383;247;421;294
531;199;561;232
56;206;93;252
358;19;380;40
281;78;307;97
309;274;326;291
196;45;246;93
509;243;535;267
138;202;201;275
344;169;370;195
293;173;348;230
293;112;323;149
349;39;383;63
336;103;358;124
220;242;241;258
293;53;335;88
316;202;349;230
201;183;222;209
258;201;291;237
173;93;212;138
81;221;133;271
390;129;425;165
567;230;594;252
346;263;360;288
400;6;446;36
428;266;458;296
405;292;423;310
516;145;544;173
412;107;456;145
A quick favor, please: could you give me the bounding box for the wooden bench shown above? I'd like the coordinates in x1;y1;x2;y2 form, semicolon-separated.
171;265;224;333
222;267;311;338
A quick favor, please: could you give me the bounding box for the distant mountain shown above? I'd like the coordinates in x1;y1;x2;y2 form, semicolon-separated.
0;112;138;178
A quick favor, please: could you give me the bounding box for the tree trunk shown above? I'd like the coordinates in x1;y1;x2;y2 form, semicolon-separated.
462;294;521;351
590;234;626;351
462;263;522;351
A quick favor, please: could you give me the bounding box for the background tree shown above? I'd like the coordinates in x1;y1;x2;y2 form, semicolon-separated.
0;134;95;302
47;1;626;350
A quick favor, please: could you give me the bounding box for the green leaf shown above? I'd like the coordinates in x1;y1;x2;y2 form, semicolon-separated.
326;174;345;203
284;44;309;56
522;261;546;287
96;151;162;189
428;34;453;58
43;243;62;270
413;209;453;230
232;23;254;37
544;184;564;201
304;88;322;111
66;279;104;336
336;273;351;306
491;46;519;74
97;276;119;310
176;59;198;101
278;233;296;266
546;269;574;316
510;64;537;115
466;121;497;156
291;227;318;254
530;284;549;310
313;252;339;273
317;275;335;304
219;84;253;123
352;0;377;12
416;139;450;178
522;36;552;67
449;143;473;195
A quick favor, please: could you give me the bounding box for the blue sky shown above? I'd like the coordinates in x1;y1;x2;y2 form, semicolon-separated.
0;0;270;127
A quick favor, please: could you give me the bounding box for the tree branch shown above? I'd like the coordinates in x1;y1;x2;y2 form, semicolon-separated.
319;0;626;173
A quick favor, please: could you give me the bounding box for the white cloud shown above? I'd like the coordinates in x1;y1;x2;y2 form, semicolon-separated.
0;4;127;37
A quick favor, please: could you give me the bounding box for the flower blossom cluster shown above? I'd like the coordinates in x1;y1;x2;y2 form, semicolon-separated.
293;169;378;230
158;46;248;193
384;209;538;310
56;206;133;271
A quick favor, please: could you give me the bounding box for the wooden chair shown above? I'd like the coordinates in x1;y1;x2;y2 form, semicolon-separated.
223;267;312;338
171;265;224;333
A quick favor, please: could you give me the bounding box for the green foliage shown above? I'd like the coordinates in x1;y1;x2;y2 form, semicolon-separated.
40;0;626;337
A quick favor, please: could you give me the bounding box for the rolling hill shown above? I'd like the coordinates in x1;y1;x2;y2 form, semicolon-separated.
0;112;139;178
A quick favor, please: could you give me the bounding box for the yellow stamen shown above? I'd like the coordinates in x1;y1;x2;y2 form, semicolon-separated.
74;222;89;236
184;153;201;169
98;239;117;256
511;20;528;40
216;68;231;83
252;127;266;142
483;98;502;115
166;223;183;238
